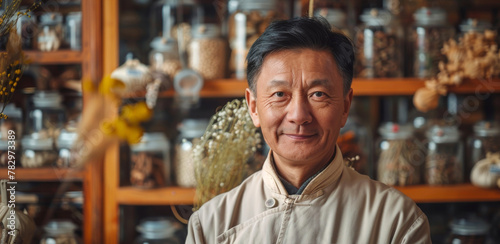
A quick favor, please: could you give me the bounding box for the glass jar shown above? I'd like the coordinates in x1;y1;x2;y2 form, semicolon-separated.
376;123;422;186
26;91;66;140
459;19;492;35
134;217;180;244
409;7;455;78
65;12;82;50
425;125;464;185
314;8;351;39
130;132;171;188
40;220;82;244
468;121;500;175
0;103;23;139
56;129;78;168
37;12;64;51
228;0;288;79
149;37;182;79
188;24;227;80
174;118;208;187
355;8;404;78
446;216;490;244
21;134;57;168
17;9;37;49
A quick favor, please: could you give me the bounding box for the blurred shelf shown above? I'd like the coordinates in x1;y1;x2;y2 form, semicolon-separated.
394;184;500;203
125;78;500;98
117;186;195;205
24;50;82;64
0;168;84;181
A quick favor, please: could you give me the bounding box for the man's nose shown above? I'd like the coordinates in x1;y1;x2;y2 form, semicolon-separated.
286;95;312;125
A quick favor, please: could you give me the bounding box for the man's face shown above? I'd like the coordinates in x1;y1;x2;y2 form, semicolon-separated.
246;48;352;167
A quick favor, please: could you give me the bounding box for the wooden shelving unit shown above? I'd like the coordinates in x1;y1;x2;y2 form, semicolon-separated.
24;50;83;64
394;184;500;203
117;187;195;205
0;168;84;181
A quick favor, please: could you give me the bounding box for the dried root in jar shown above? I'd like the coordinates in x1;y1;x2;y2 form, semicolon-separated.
425;154;462;185
130;152;166;188
356;30;401;78
377;140;421;186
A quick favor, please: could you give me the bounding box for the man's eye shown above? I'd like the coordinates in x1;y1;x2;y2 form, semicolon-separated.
313;91;324;97
274;92;285;97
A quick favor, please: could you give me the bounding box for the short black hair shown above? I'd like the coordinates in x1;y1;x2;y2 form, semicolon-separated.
246;17;355;96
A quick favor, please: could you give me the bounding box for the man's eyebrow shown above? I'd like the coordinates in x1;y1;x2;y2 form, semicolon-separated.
267;79;289;87
309;79;333;89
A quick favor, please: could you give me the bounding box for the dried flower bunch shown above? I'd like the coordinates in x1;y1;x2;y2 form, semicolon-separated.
193;99;261;210
0;0;41;119
414;30;500;112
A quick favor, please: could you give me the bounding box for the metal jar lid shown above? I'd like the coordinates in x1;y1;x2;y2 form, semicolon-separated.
413;7;447;26
426;125;460;143
378;122;414;140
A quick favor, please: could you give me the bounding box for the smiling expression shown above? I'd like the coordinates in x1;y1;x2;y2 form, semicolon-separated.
246;48;353;168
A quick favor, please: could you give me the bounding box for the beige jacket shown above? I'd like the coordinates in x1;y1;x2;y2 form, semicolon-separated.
186;146;431;244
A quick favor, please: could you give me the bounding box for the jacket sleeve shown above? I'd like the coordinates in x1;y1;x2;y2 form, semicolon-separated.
401;213;432;244
185;212;206;244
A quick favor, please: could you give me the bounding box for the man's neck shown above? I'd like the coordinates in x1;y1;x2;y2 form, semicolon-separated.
272;150;336;189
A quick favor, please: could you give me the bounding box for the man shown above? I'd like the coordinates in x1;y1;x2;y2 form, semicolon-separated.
186;17;431;244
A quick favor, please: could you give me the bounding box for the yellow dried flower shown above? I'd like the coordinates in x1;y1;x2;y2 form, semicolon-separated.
121;102;153;124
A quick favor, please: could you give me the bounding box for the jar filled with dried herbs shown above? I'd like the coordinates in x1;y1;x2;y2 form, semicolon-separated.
355;8;404;78
376;123;423;186
174;118;209;187
149;37;182;79
37;12;64;51
130;133;171;189
17;8;37;50
445;216;490;244
409;7;455;78
314;8;351;39
467;121;500;176
227;0;289;79
21;134;58;168
56;129;78;168
425;125;464;185
25;91;66;141
188;24;227;80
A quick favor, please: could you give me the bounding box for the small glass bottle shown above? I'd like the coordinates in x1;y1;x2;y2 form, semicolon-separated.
56;129;78;168
65;11;82;50
26;91;66;140
149;37;182;79
425;125;464;185
410;7;455;78
40;220;82;244
134;217;180;244
446;216;490;244
130;132;171;188
188;24;227;80
355;8;404;78
376;122;423;186
227;0;289;79
467;121;500;176
21;134;58;168
174;118;209;187
37;12;64;51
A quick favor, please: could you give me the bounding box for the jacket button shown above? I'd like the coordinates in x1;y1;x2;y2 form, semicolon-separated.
265;198;276;208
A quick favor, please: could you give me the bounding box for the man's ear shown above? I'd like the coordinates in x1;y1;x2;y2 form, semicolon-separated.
245;88;261;128
341;88;353;127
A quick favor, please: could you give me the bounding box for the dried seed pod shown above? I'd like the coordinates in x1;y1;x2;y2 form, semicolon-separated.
413;87;440;112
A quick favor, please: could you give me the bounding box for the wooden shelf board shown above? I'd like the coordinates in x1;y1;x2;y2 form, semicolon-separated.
24;50;83;64
394;184;500;203
117;186;195;205
125;78;500;98
0;168;84;181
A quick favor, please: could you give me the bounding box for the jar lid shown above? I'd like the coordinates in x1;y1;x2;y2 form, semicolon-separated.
40;12;63;25
131;132;169;152
413;7;447;26
22;134;54;150
33;91;63;108
150;36;178;52
426;125;460;142
44;220;77;235
450;216;489;235
173;69;204;97
67;11;82;19
137;217;175;239
178;118;209;138
459;18;492;33
239;0;277;11
192;24;221;38
378;122;413;139
0;103;22;118
473;121;500;137
315;8;346;27
360;8;392;26
57;129;78;149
